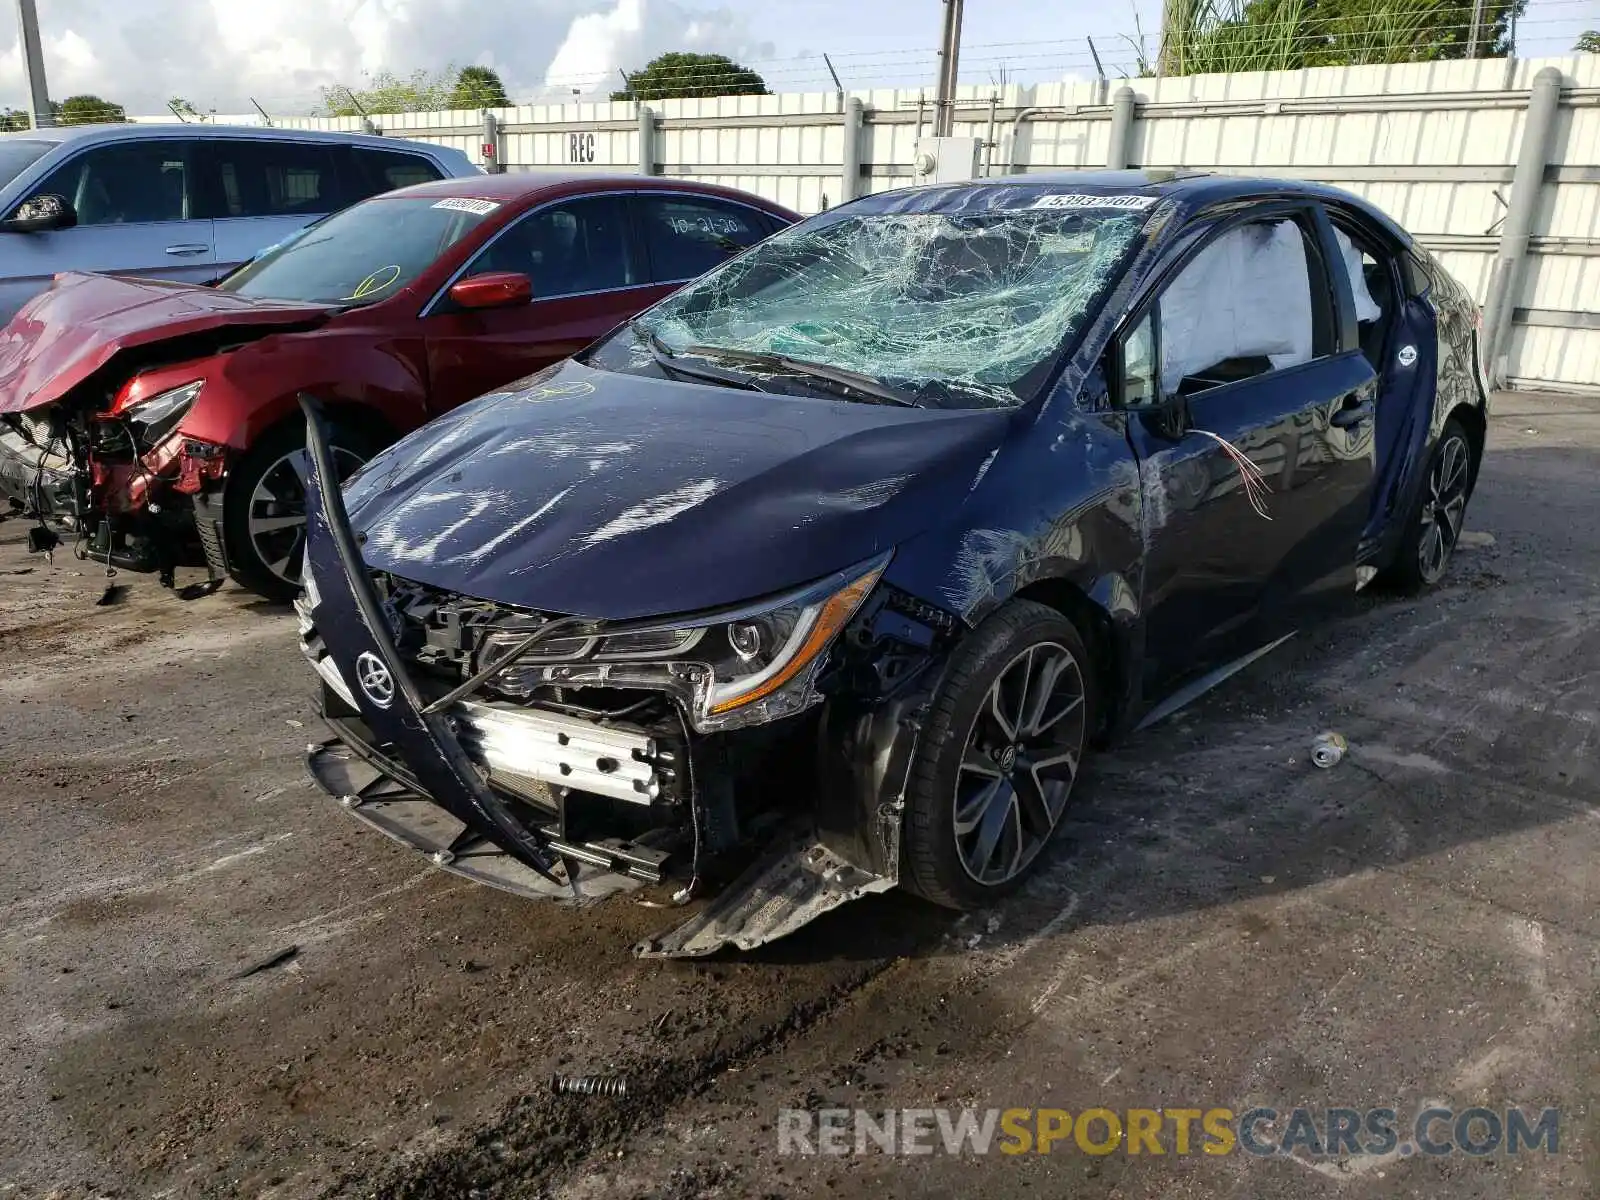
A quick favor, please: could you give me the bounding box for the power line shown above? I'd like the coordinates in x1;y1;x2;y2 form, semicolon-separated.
6;8;1589;120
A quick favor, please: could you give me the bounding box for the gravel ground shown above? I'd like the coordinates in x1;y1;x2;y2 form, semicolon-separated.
1;390;1595;1199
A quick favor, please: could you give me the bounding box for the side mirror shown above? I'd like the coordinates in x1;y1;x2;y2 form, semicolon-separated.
448;271;532;311
2;194;76;234
1128;390;1190;440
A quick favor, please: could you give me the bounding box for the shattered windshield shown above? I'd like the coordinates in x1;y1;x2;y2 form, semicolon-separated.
609;202;1150;408
216;196;492;306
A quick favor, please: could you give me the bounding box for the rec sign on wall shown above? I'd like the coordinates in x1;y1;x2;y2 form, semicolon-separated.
565;132;598;163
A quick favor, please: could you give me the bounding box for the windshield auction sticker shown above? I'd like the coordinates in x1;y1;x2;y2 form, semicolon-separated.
432;197;501;215
1030;194;1158;210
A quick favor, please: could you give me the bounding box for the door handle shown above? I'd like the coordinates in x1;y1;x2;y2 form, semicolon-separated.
165;243;208;256
1330;400;1375;429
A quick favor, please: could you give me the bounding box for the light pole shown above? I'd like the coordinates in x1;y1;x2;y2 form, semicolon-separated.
15;0;51;127
933;0;965;137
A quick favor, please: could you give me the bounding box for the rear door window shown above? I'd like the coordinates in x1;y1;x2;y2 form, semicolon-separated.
34;140;195;225
349;148;444;200
636;194;767;283
202;140;343;219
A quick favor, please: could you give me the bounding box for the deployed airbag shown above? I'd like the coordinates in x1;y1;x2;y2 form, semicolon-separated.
1334;227;1384;324
1159;220;1313;393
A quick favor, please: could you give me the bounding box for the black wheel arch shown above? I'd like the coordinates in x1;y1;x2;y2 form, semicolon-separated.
960;568;1132;744
241;401;400;466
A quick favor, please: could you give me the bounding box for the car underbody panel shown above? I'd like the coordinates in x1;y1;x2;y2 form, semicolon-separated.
308;735;660;905
634;837;896;958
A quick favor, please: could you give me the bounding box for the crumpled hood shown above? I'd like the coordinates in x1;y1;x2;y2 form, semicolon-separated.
0;272;330;414
345;361;1012;619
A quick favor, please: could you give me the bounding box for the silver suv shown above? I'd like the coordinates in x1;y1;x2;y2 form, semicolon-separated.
0;123;479;322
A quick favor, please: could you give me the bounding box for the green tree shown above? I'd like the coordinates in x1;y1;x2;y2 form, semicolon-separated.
320;67;455;116
168;96;202;121
1158;0;1526;75
450;65;509;108
1577;30;1600;52
0;107;30;131
611;52;768;101
56;94;126;124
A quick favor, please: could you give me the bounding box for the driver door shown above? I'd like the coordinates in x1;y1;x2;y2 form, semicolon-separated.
1119;205;1377;690
0;138;214;322
421;193;665;414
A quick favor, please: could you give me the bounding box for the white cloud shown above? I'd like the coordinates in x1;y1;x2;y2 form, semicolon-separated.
0;0;772;117
542;0;772;94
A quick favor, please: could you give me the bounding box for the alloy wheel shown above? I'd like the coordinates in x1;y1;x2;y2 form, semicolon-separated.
953;640;1088;886
1417;432;1470;584
247;446;364;588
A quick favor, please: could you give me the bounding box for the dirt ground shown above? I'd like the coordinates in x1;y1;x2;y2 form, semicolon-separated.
2;390;1596;1199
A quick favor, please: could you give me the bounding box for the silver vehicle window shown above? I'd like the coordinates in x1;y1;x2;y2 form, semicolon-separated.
209;140;341;219
33;141;194;226
352;148;443;198
0;140;53;198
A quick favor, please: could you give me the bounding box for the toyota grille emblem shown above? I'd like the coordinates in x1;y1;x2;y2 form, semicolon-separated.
355;651;396;709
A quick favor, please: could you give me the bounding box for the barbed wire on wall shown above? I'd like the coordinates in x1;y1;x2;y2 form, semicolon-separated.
4;4;1592;125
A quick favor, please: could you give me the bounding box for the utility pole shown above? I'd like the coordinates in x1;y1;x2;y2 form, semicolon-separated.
1466;0;1486;57
932;0;964;137
15;0;50;128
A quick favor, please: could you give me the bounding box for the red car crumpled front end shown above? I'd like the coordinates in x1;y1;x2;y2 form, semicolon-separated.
0;271;327;580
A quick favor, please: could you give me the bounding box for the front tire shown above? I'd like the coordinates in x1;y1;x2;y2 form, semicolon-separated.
901;600;1098;910
1384;417;1475;592
222;422;371;603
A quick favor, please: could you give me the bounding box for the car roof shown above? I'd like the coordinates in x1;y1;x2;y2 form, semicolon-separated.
0;122;452;157
379;170;800;215
863;169;1411;244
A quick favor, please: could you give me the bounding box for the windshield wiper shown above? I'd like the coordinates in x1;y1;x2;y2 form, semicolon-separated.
682;344;918;407
632;322;763;392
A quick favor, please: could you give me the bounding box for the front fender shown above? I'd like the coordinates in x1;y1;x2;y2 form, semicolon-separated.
178;330;429;451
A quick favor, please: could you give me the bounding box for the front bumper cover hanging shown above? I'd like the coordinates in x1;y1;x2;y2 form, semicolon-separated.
297;394;563;883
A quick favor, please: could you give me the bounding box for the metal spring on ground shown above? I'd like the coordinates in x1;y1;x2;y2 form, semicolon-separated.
551;1074;629;1097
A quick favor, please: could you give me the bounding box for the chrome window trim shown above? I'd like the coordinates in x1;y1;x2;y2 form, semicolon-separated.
419;188;782;318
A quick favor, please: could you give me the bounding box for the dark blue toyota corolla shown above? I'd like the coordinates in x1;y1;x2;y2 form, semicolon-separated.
292;171;1487;956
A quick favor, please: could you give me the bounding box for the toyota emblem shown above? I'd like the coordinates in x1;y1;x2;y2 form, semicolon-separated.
355;651;396;709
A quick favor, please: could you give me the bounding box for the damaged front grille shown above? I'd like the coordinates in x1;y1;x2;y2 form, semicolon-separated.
296;577;693;812
379;574;703;678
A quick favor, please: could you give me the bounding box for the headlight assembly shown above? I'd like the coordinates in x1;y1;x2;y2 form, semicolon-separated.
690;553;888;730
473;553;890;732
121;380;203;447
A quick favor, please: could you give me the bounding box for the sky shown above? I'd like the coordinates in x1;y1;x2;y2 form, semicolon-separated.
0;0;1593;119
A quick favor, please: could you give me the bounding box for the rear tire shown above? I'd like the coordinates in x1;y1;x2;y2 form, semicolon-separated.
222;421;371;603
1383;417;1475;593
901;600;1098;911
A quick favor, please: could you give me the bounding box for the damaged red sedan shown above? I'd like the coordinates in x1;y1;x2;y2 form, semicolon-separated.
0;173;795;599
